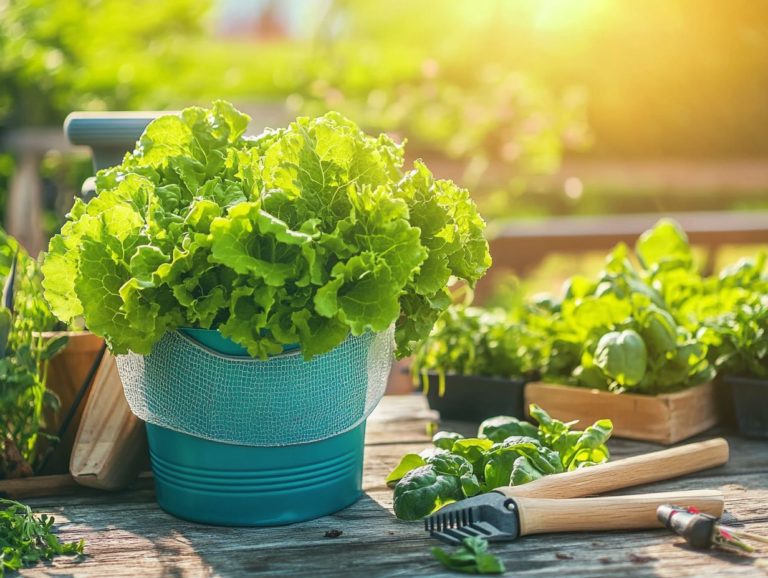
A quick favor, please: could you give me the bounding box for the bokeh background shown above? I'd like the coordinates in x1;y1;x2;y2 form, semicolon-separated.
1;0;767;293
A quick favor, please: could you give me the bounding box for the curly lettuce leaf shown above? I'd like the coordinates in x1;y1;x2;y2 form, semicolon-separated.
42;103;491;359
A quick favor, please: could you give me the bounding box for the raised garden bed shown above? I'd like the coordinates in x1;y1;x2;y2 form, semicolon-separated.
524;381;718;445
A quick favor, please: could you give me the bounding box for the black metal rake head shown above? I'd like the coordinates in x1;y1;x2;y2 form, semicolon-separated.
424;492;521;545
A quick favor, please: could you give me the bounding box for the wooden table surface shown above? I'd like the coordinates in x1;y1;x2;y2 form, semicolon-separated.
16;395;768;578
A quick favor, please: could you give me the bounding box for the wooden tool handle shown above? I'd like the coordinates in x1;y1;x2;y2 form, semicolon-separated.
498;437;728;499
515;490;724;536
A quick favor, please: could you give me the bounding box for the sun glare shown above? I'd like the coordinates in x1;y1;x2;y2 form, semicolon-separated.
533;0;609;29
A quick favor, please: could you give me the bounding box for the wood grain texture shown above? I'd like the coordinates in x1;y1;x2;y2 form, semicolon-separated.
524;381;719;444
14;395;768;578
70;352;148;490
38;332;104;475
0;474;79;499
498;437;729;499
516;490;724;535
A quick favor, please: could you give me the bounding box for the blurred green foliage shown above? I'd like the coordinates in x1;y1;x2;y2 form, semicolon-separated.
296;65;590;188
0;0;587;233
0;0;211;126
0;228;63;478
2;0;768;236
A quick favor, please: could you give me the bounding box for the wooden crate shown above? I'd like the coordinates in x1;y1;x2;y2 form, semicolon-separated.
524;381;719;445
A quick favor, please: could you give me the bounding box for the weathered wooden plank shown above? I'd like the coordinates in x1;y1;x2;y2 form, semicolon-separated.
70;351;148;490
367;394;436;422
0;474;80;500
15;396;768;578
20;474;768;578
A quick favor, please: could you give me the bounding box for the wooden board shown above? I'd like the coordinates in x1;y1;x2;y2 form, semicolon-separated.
0;474;79;500
525;381;719;445
39;331;105;475
15;395;768;578
70;351;149;490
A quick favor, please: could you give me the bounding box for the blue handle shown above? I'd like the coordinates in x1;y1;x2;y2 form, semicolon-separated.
64;111;172;170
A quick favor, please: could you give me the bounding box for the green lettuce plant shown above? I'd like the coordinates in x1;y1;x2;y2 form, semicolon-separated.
411;302;542;395
42;101;491;359
672;253;767;379
0;498;84;575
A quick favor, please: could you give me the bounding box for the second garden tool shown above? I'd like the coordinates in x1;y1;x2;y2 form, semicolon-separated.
658;505;768;553
427;490;724;544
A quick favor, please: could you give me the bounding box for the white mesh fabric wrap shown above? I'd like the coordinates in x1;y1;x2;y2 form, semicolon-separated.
116;327;394;446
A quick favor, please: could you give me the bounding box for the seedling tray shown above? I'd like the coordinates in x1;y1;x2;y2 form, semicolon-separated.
422;372;527;422
524;381;718;445
725;375;768;439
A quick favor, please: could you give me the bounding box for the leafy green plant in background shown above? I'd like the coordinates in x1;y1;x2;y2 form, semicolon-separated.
413;218;766;395
668;251;768;379
43;101;491;359
0;0;213;234
0;499;84;575
0;229;64;479
411;302;541;394
0;0;593;237
705;297;768;379
0;0;211;126
386;405;612;520
529;220;717;393
296;65;590;189
514;219;766;388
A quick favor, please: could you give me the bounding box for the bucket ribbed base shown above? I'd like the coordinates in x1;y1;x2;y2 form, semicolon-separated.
147;422;366;526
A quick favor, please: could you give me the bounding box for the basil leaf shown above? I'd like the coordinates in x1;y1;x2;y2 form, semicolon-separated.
385;454;426;488
432;537;506;575
593;330;648;387
392;465;462;521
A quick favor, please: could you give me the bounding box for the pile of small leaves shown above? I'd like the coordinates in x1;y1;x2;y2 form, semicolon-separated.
0;499;84;575
432;536;505;575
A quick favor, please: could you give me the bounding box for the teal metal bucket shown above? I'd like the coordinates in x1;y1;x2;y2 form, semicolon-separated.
142;328;371;526
147;422;365;526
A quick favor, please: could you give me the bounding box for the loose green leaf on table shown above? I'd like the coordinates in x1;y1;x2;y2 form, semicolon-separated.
433;431;465;450
479;415;539;443
451;438;494;477
432;536;505;575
